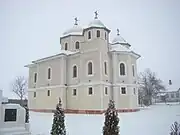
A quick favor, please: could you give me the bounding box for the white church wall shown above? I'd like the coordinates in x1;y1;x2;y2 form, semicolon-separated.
28;86;66;110
28;65;37;89
37;57;64;87
66;84;104;110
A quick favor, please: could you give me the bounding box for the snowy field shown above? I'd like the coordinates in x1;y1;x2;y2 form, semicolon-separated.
30;103;180;135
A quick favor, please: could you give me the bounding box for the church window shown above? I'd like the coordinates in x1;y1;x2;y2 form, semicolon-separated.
105;32;107;40
47;90;51;96
34;92;36;97
104;62;107;75
87;62;93;75
171;93;174;98
120;63;126;76
88;31;91;39
65;43;68;50
121;87;126;94
73;89;77;96
48;68;51;79
176;92;179;98
73;65;77;78
88;87;93;95
132;65;135;77
133;88;136;95
97;30;100;38
34;73;37;83
75;41;80;49
104;87;108;95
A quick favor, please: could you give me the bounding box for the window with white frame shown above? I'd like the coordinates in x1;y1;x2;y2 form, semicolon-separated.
34;73;37;83
87;62;93;75
34;92;36;97
97;30;100;38
88;31;91;39
104;62;107;75
121;87;126;94
120;63;126;76
65;43;68;50
48;68;51;80
73;89;77;96
75;41;80;49
47;90;50;96
88;87;93;95
104;87;108;95
132;65;135;77
73;65;77;78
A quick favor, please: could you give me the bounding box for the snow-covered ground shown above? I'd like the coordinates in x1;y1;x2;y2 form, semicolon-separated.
30;103;180;135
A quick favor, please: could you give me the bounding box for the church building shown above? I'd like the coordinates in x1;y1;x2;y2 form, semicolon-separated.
25;12;141;114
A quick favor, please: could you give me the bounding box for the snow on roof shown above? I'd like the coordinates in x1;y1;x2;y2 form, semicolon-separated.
165;84;180;92
110;44;131;52
88;19;106;28
112;34;127;44
25;50;78;67
157;93;167;96
62;25;83;37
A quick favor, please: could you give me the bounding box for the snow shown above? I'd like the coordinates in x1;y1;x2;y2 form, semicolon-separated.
62;25;83;36
29;103;180;135
110;44;131;52
157;93;167;96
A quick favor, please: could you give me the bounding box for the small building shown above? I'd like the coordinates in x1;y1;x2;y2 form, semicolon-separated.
156;80;180;103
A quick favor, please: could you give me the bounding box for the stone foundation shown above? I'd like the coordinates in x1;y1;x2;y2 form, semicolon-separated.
30;108;140;114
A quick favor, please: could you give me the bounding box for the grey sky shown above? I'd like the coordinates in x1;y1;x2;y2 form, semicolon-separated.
0;0;180;98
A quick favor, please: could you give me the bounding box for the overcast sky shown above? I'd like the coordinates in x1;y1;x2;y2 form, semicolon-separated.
0;0;180;98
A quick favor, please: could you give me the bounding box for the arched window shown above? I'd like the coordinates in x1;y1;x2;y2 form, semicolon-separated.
132;65;135;77
34;73;37;83
73;65;77;78
97;30;100;38
105;32;107;40
120;63;126;76
88;62;93;75
75;41;80;49
47;90;51;96
48;68;51;79
65;43;68;50
88;31;91;39
104;62;107;75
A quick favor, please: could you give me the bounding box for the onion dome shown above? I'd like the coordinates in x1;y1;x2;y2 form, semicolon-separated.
62;17;83;36
112;29;131;48
86;11;110;32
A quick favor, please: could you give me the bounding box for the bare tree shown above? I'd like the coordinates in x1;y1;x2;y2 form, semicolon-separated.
139;68;166;105
11;76;27;105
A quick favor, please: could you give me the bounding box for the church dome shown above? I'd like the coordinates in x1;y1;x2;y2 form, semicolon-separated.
88;19;106;28
112;29;131;48
112;34;127;44
63;25;83;36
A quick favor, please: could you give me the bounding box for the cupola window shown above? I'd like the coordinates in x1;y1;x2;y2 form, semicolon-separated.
75;41;80;49
88;31;91;39
120;63;126;76
65;43;68;50
97;30;100;38
105;32;107;40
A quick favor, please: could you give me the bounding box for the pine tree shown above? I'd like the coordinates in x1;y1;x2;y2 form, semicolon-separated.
51;98;66;135
170;121;180;135
103;100;119;135
24;104;29;123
